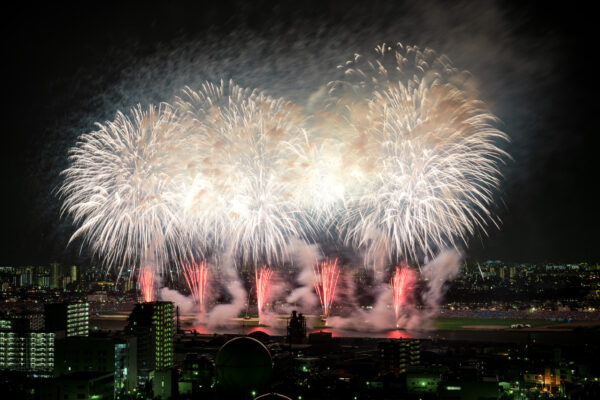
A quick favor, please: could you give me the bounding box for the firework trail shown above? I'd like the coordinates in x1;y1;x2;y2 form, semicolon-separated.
255;266;273;321
139;265;156;302
181;260;209;311
390;265;416;323
59;104;191;279
330;43;509;264
313;258;341;317
176;80;313;265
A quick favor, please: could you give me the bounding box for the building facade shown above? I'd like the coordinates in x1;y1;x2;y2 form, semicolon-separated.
54;335;138;395
0;330;55;373
126;301;174;375
378;339;420;376
44;302;89;337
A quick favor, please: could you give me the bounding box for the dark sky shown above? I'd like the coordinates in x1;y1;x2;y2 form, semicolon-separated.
3;1;598;265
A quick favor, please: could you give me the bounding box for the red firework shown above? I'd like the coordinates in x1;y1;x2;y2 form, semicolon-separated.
313;258;341;317
390;264;415;321
182;260;209;311
255;266;273;320
139;266;155;302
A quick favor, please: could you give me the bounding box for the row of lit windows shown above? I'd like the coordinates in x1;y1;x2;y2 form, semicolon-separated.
0;353;54;361
0;347;54;357
0;339;54;344
0;333;54;337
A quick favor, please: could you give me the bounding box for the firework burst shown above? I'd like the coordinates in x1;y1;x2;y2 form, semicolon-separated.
331;43;509;263
60;42;509;321
60;104;191;278
176;80;313;265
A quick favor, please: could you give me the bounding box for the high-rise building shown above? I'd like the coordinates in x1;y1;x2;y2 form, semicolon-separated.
70;265;78;283
18;266;34;287
44;302;89;337
0;328;55;373
378;339;420;376
50;263;61;289
125;302;174;375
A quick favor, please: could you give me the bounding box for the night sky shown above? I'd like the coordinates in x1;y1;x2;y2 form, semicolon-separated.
3;1;598;265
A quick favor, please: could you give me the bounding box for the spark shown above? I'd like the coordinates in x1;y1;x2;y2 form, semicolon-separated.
139;265;155;302
313;258;341;317
255;266;273;321
390;265;415;322
181;260;209;311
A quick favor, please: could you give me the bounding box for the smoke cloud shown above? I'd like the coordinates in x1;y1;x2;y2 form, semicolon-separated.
159;286;195;314
284;239;321;313
417;249;462;328
327;250;461;332
206;252;247;328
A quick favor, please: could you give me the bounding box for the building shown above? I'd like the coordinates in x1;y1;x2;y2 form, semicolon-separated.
54;336;138;394
37;271;51;288
308;331;338;355
152;369;176;399
18;266;34;287
39;372;114;400
287;310;306;344
0;311;44;331
125;302;174;376
378;339;420;376
179;353;215;394
438;381;501;400
406;366;445;395
50;263;61;289
70;265;77;283
44;302;89;337
499;266;506;280
0;329;55;373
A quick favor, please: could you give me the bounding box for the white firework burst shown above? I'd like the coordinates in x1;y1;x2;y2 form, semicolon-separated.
60;104;191;277
176;80;314;265
331;43;509;263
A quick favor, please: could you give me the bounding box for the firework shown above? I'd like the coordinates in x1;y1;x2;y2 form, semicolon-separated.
313;258;341;317
331;43;509;264
390;265;416;322
255;266;273;321
59;42;509;322
59;104;191;279
139;265;155;302
176;80;313;265
181;260;209;311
